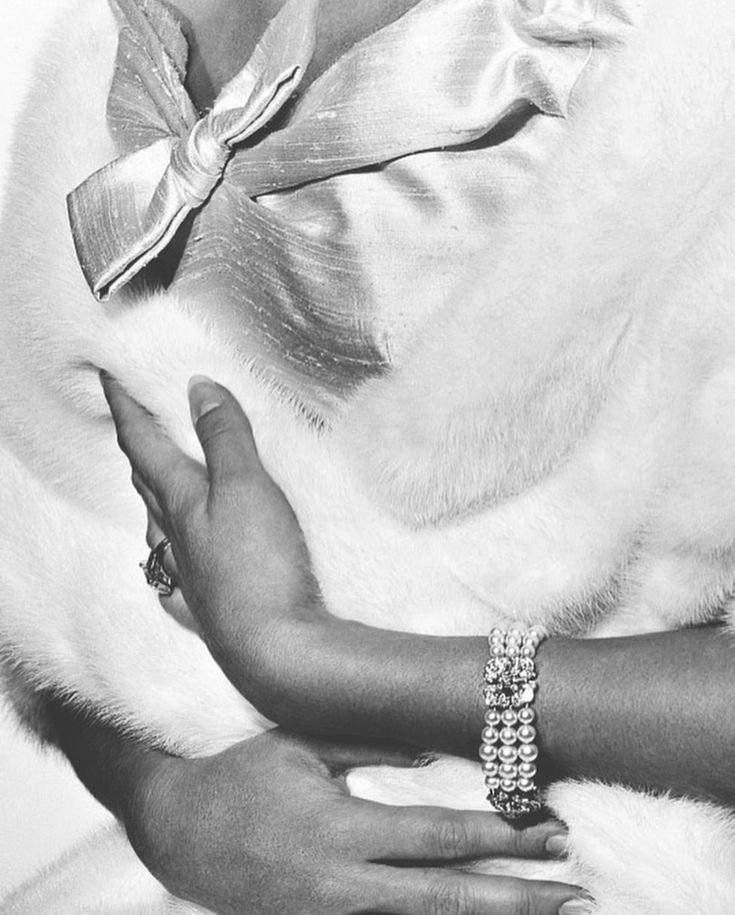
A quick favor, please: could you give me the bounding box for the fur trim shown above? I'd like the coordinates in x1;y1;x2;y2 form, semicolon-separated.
338;0;735;534
548;781;735;915
1;825;171;914
3;0;735;911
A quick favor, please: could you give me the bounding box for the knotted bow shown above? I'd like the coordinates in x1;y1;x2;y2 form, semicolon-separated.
68;0;318;301
66;0;624;410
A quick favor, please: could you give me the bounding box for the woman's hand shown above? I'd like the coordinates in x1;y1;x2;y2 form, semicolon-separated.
130;729;587;915
103;372;326;701
100;375;501;755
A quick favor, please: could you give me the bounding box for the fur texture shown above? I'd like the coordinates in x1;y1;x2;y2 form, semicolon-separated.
2;0;735;910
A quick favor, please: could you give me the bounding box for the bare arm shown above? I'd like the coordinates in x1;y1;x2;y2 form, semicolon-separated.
105;373;735;811
46;696;169;824
249;621;735;807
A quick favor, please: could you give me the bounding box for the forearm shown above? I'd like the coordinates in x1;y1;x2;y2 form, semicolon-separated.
108;373;735;805
45;695;174;824
248;621;487;757
235;620;735;806
536;624;735;805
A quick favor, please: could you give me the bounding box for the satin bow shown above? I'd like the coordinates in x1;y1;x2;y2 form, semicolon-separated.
68;0;318;301
66;0;617;411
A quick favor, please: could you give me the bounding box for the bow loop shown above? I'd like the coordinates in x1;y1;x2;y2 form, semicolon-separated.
68;0;318;301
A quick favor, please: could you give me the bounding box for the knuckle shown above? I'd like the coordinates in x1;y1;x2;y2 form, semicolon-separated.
428;876;470;915
163;459;195;504
213;473;249;504
504;822;527;858
196;409;230;443
430;813;472;859
298;860;372;914
305;804;341;851
161;477;194;519
313;869;358;915
513;885;539;915
159;477;184;514
325;809;353;853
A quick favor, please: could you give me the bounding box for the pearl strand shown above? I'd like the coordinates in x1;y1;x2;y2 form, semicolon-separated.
479;625;545;819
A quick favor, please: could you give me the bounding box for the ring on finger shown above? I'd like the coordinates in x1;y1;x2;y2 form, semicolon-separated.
140;537;176;597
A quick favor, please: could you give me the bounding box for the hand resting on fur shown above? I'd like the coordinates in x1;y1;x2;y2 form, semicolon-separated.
106;372;735;812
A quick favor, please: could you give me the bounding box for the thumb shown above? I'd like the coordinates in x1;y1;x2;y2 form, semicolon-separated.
187;376;261;483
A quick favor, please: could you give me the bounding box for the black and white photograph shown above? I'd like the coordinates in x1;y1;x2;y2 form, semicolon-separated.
1;0;734;912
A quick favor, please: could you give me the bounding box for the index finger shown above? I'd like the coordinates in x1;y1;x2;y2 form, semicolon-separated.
349;799;568;863
357;868;590;915
101;372;204;511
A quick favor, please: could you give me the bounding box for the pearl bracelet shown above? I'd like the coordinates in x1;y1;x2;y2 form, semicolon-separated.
480;625;545;820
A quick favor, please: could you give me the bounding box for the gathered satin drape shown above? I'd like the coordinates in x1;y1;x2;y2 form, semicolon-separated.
69;0;634;414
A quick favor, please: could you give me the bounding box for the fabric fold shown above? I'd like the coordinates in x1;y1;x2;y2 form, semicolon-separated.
225;0;595;195
68;0;319;300
67;0;635;411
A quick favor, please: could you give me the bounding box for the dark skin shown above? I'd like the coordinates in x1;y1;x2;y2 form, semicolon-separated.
47;699;587;915
103;374;735;812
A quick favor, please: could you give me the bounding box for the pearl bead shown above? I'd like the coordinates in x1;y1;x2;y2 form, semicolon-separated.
482;762;499;777
506;644;519;657
498;745;518;762
518;725;536;743
489;627;504;640
499;763;518;779
521;645;535;658
519;762;537;778
501;710;518;726
484;709;501;726
486;777;501;791
479;742;498;761
518;777;534;793
500;727;517;745
518;744;539;762
500;778;517;793
489;633;504;647
518;708;535;725
481;727;498;744
490;645;504;658
508;628;523;641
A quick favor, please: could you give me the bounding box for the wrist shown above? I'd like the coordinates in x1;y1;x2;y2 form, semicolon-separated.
124;747;181;828
251;614;348;730
533;635;577;785
208;608;341;729
124;751;195;884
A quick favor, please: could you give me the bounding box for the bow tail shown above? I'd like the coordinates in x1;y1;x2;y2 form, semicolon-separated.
68;138;195;301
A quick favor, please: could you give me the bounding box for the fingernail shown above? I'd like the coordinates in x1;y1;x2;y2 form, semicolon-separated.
188;375;224;422
413;751;438;768
559;899;594;915
545;833;569;858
